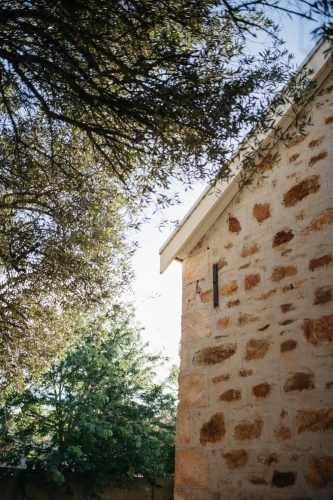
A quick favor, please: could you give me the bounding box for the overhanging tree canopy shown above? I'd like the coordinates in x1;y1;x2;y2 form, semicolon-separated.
2;0;332;190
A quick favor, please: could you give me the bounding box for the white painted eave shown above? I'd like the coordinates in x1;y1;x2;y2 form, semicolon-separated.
160;40;332;274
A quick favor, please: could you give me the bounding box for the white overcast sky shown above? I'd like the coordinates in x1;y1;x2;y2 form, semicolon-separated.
130;12;320;376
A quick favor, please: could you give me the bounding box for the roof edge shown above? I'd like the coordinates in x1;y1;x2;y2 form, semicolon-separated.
160;39;331;274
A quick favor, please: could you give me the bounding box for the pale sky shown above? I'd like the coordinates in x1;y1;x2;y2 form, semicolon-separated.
130;13;320;377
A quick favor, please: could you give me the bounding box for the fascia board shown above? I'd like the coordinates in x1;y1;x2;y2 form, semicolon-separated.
160;40;331;274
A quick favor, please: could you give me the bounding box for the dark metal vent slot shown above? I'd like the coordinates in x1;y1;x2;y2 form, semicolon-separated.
213;263;219;307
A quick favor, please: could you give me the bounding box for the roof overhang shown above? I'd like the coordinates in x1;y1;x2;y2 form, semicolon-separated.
160;40;332;274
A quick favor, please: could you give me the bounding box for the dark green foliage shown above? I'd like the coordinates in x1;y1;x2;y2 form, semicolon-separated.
0;318;176;489
0;0;295;189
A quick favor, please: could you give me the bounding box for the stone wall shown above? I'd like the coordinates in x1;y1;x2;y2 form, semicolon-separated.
175;72;333;500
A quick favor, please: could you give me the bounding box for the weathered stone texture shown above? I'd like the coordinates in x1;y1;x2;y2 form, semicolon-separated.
227;214;242;233
175;449;209;486
182;250;208;284
222;449;248;470
216;316;230;330
272;229;294;247
274;424;292;440
309;150;328;166
218;279;238;297
280;339;297;353
280;303;296;313
219;389;241;402
234;416;263;441
252;382;271;398
200;413;226;445
193;343;237;366
271;470;296;488
240;242;260;258
182;309;210;343
176;410;191;445
306;455;333;488
300;208;333;237
288;133;309;147
212;373;230;384
244;273;261;290
282;175;320;207
283;372;315;393
309;136;325;149
296;408;333;434
174;489;187;500
182;283;196;313
226;298;240;308
301;314;333;346
253;202;271;223
237;312;259;326
270;265;297;282
314;285;332;304
176;66;333;499
178;373;207;409
244;338;270;361
309;253;332;271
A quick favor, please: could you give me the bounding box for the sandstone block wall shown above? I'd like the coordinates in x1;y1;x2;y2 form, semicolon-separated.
175;72;333;500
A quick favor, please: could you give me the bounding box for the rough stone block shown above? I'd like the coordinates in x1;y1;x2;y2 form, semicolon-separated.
300;207;333;237
296;408;333;434
240;242;260;258
280;339;297;353
272;229;294;247
175;449;209;487
270;265;297;282
237;312;259;326
193;343;237;366
274;424;293;441
179;344;189;373
244;273;261;291
182;309;211;343
314;285;333;305
183;250;209;285
183;283;196;313
216;316;231;330
227;214;242;234
200;412;226;445
271;470;296;488
219;279;238;297
176;410;191;445
174;488;188;500
252;202;271;223
234;416;264;441
178;373;207;409
302;313;333;346
283;371;315;393
252;382;272;399
199;289;213;303
306;455;333;488
244;338;271;361
282;175;320;207
222;449;249;470
309;253;332;271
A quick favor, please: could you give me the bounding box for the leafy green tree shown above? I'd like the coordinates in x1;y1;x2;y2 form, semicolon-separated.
0;0;331;387
0;117;136;391
0;317;176;492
